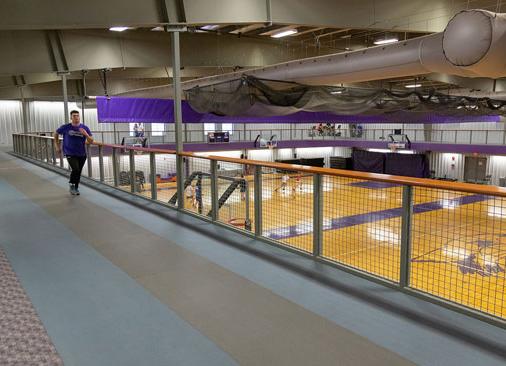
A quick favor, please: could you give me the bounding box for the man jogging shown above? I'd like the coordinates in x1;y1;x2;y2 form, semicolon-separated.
54;110;93;195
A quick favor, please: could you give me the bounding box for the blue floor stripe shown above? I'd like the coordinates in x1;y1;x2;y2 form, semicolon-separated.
16;156;506;366
266;194;490;240
0;179;236;366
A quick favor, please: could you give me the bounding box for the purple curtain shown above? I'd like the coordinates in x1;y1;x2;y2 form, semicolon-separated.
352;150;385;173
97;97;501;124
385;153;430;178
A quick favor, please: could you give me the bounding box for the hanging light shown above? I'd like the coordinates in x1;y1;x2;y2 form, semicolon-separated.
271;29;298;38
373;37;398;45
109;27;129;32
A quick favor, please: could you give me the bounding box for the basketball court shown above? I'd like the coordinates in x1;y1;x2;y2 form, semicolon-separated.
124;163;505;319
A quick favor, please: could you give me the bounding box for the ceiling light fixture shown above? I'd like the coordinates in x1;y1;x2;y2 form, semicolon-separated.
201;25;220;31
151;26;164;31
109;27;129;32
373;37;398;45
405;84;422;88
330;90;343;95
271;29;298;38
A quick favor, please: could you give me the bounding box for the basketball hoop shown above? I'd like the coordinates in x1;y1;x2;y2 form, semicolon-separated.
228;218;246;227
387;142;405;152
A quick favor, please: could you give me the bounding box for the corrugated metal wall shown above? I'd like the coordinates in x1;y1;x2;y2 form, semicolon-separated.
0;101;23;145
429;152;465;181
485;155;506;186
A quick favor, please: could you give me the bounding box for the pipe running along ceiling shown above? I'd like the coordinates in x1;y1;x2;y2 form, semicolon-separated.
181;9;506;90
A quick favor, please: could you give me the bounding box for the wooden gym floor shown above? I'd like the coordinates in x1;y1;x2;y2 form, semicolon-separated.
127;172;505;319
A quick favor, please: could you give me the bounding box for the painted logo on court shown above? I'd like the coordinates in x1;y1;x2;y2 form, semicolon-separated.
412;233;506;277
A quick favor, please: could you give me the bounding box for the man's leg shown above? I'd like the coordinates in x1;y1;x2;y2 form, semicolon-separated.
66;156;80;194
74;156;87;192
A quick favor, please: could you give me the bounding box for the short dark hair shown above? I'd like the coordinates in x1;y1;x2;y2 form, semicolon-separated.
70;110;80;116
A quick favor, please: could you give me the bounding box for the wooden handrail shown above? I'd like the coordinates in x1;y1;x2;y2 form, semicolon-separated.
181;151;506;197
15;134;506;197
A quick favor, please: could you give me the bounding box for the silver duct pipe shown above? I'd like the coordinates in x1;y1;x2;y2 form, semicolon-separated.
184;9;506;86
118;9;506;98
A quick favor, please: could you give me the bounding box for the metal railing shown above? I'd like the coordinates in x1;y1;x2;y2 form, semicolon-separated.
12;132;506;327
38;126;506;146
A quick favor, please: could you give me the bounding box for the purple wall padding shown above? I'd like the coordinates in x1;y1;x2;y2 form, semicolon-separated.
384;153;430;178
96;96;501;124
352;150;385;173
352;150;430;177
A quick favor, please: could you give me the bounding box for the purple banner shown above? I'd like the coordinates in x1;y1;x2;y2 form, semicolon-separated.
97;97;501;124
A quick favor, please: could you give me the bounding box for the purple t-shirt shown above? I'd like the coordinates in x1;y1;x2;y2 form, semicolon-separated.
56;123;92;157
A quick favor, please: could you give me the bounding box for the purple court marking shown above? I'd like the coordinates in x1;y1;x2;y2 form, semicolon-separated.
349;181;400;189
265;194;491;240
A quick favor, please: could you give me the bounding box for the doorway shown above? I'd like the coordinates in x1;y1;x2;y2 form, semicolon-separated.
464;156;487;183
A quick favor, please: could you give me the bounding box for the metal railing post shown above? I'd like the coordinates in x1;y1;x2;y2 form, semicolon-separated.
50;139;56;165
98;145;104;182
33;137;38;160
469;130;473;144
112;147;119;187
59;148;64;168
254;165;263;236
176;155;185;209
27;136;32;157
313;173;323;257
129;149;135;193
45;138;50;163
149;152;157;200
210;160;219;221
400;185;413;287
86;145;93;178
485;130;489;144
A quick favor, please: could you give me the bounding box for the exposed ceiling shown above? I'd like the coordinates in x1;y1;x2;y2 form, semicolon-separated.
1;0;505;100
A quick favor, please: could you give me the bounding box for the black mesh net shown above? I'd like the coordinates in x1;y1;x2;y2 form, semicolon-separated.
185;76;506;117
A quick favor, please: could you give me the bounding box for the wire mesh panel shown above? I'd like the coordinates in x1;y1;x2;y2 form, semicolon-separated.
214;159;254;232
181;156;211;216
102;147;116;186
131;151;151;197
81;145;99;179
261;166;314;253
321;176;403;282
410;187;506;319
116;149;132;192
153;153;178;205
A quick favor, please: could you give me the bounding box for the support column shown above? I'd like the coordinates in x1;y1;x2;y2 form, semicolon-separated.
400;185;413;287
312;174;323;256
254;165;263;237
20;87;30;133
60;73;69;122
168;26;187;209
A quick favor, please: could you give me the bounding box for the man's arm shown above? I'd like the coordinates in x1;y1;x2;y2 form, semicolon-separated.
53;132;61;153
79;127;94;144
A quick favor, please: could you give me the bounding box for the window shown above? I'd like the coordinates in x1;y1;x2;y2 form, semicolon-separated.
204;123;215;135
129;123;145;137
151;123;164;137
222;123;233;135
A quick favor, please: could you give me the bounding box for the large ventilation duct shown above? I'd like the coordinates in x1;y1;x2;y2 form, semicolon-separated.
181;9;506;89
